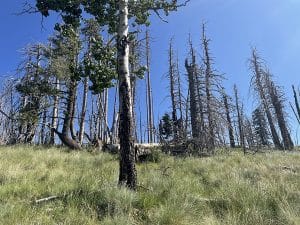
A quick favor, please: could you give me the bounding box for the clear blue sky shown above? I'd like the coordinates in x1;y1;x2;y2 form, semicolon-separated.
1;0;300;142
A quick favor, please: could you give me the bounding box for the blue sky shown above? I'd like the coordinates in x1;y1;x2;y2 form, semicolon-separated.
1;0;300;142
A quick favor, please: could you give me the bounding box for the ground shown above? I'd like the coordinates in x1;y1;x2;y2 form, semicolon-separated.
0;145;299;225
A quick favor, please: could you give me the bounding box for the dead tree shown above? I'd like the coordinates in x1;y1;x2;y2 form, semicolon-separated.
250;49;283;150
234;84;245;151
176;55;185;139
291;85;300;124
185;41;200;139
202;25;215;151
244;117;256;151
168;40;179;140
266;75;294;150
50;78;60;145
222;89;235;148
145;30;154;143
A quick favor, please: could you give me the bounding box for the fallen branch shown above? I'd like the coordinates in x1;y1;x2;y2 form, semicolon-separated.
35;196;59;204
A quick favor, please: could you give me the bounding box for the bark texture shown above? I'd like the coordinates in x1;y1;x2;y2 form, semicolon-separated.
117;0;137;190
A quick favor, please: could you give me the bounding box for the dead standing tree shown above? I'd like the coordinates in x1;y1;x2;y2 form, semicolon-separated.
234;84;246;152
222;89;235;148
291;85;300;124
185;40;201;140
145;30;155;143
201;24;226;152
250;49;283;150
265;73;294;150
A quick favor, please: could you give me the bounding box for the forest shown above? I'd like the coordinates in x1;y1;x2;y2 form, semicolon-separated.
0;0;299;224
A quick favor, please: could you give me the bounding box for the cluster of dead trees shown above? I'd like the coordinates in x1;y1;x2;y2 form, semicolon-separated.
159;25;297;155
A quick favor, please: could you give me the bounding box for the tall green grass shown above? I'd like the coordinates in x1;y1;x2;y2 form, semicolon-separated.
0;145;299;225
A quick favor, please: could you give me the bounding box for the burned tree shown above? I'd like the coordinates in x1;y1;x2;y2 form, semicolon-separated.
291;85;300;124
168;40;179;140
15;44;54;144
145;30;155;143
202;25;218;151
266;75;293;150
185;40;200;139
234;84;245;151
222;89;235;148
249;49;283;150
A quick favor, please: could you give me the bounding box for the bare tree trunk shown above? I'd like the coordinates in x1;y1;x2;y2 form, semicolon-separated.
185;90;190;137
69;86;77;141
50;79;60;145
117;0;137;190
40;109;47;144
176;55;185;139
292;85;300;123
97;93;102;140
130;39;138;143
111;86;119;144
268;79;293;150
234;85;245;151
58;80;81;150
103;88;109;143
79;77;89;144
168;40;178;140
222;90;235;148
146;30;154;143
185;44;200;139
202;26;214;151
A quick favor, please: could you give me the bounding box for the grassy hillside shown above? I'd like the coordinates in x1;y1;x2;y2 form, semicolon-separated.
0;146;299;225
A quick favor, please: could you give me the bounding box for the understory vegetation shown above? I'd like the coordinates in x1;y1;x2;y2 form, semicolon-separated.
0;146;299;225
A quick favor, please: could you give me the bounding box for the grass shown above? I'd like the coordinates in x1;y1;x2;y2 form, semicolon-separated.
0;145;299;225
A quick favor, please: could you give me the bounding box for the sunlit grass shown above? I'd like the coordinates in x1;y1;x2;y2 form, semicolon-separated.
0;145;299;225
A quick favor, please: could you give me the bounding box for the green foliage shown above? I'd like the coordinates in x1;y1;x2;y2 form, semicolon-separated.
35;0;187;97
36;0;184;33
1;146;299;224
81;19;117;94
159;113;174;140
49;23;82;82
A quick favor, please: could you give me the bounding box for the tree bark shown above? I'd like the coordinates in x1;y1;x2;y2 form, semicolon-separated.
222;91;235;148
268;79;293;150
185;46;200;139
59;80;81;150
79;77;89;144
292;85;300;123
234;85;245;151
146;30;154;143
50;78;60;145
168;40;178;140
117;0;137;190
202;27;215;151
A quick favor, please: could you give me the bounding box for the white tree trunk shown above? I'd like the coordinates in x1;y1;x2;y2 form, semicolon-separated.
50;78;60;145
117;0;137;189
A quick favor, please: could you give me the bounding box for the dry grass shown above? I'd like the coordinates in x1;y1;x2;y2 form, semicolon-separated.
0;145;299;225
